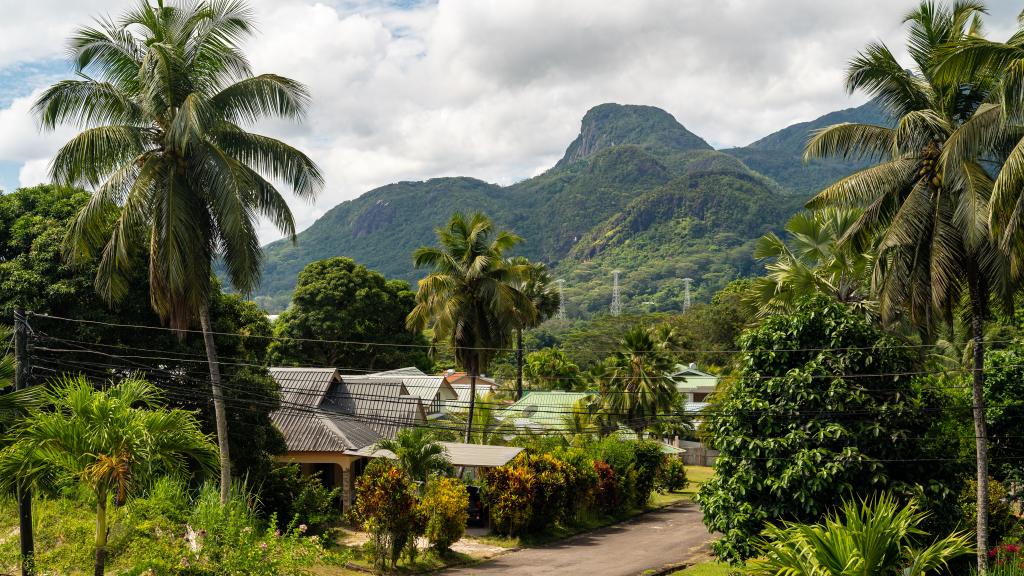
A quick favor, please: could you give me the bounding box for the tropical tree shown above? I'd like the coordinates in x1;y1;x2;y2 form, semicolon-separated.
0;376;218;575
802;3;1007;565
524;347;584;391
407;213;532;442
747;207;877;318
446;392;515;445
507;257;560;400
748;493;972;576
38;0;322;501
372;427;453;485
599;325;679;438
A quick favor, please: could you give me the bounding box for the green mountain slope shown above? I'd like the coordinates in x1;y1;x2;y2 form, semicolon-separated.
722;99;891;195
256;102;873;314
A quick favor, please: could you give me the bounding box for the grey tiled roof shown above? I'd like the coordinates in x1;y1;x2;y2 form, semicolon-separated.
270;408;382;452
321;377;426;439
269;367;338;408
369;367;428;377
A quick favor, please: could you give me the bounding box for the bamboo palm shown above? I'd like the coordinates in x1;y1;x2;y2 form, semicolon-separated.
406;213;532;442
803;3;1006;569
445;392;515;445
0;375;218;575
37;0;322;503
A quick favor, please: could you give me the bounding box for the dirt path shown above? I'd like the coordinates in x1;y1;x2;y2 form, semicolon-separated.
442;501;713;576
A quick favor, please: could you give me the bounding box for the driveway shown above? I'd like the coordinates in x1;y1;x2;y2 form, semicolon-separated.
443;501;714;576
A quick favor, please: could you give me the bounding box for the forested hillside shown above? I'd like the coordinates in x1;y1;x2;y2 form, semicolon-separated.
256;101;882;313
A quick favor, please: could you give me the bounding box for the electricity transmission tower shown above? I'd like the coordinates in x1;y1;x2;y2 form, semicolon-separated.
611;270;622;316
556;279;566;321
682;277;694;312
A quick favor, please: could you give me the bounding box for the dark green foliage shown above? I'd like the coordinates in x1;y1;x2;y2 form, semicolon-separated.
697;296;967;563
269;257;430;370
261;465;342;533
524;348;584;391
983;343;1024;488
0;185;286;500
630;441;665;507
958;478;1018;548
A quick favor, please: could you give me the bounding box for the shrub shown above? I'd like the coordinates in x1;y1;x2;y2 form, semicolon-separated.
987;544;1024;576
592;460;621;513
262;465;343;533
960;478;1017;547
420;477;469;552
527;453;573;532
553;447;600;521
353;459;422;569
657;457;688;493
485;463;535;536
631;441;665;506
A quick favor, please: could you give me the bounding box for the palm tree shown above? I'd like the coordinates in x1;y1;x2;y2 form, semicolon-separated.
508;257;561;400
0;375;218;575
407;212;531;442
372;427;452;485
802;3;1007;566
446;392;515;445
38;0;322;502
600;325;679;438
748;493;973;576
747;208;877;318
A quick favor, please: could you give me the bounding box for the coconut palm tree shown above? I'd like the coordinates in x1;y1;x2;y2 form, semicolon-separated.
802;3;1008;566
446;392;515;445
747;208;878;319
38;0;322;502
407;213;531;442
507;257;560;400
372;427;452;485
600;325;679;438
0;375;218;576
748;493;972;576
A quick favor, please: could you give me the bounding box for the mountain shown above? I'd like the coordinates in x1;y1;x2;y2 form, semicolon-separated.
722;99;891;195
256;101;879;314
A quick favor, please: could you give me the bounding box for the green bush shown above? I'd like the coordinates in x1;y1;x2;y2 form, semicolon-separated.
353;459;423;569
527;453;573;532
657;457;688;492
959;478;1017;547
552;447;600;521
262;465;343;533
420;477;469;552
485;462;535;536
632;441;665;506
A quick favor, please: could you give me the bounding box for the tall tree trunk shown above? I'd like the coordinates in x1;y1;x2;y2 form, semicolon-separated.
968;273;990;574
199;304;232;504
465;371;477;444
515;328;524;400
93;495;106;576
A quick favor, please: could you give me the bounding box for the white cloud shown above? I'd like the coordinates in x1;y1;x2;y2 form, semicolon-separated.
0;0;1021;241
18;158;53;188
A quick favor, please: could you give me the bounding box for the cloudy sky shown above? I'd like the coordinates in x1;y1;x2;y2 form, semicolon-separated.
0;0;1018;242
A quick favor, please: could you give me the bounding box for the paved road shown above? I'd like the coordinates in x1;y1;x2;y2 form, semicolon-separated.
444;502;714;576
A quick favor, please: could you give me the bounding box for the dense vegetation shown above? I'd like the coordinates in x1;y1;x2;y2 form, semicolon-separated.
254;101;878;314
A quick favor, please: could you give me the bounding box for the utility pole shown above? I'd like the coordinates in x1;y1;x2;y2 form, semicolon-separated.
12;309;34;576
555;279;566;321
682;277;693;312
611;270;622;316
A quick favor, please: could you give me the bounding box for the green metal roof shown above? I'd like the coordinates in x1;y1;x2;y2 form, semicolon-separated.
498;391;592;431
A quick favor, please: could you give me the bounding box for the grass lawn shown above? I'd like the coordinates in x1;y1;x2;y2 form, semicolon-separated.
669;561;735;575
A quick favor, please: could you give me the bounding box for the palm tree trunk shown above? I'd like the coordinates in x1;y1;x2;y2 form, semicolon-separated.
199;304;232;504
465;371;477;444
515;328;524;400
968;273;990;574
94;495;106;576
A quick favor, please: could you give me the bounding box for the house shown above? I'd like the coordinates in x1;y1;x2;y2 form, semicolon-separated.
497;390;592;433
669;363;719;412
269;367;520;512
358;367;458;419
